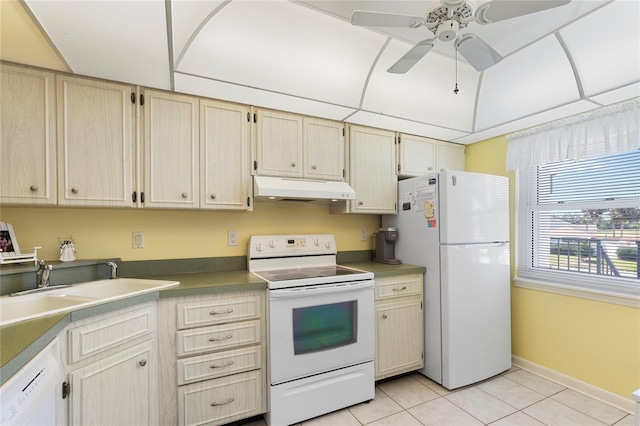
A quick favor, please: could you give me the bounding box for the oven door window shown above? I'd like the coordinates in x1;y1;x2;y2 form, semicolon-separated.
292;301;357;355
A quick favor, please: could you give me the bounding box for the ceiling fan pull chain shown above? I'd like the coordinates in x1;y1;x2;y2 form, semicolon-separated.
454;47;460;95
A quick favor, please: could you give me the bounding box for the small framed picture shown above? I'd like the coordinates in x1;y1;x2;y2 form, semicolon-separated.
0;222;20;256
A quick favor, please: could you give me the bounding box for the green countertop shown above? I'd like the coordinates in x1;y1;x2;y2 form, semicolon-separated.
1;262;424;384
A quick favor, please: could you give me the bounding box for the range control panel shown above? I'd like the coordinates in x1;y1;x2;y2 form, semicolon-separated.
248;234;336;259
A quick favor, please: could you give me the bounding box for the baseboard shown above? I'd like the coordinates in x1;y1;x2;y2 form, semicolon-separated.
512;355;635;414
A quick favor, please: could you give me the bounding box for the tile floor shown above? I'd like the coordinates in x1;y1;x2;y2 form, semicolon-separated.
246;367;636;426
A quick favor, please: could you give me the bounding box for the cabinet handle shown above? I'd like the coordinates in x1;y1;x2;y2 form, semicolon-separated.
30;185;38;192
211;397;234;407
291;162;296;167
210;194;216;199
209;334;233;342
210;360;234;369
428;167;433;171
209;308;233;315
358;201;363;206
181;192;188;198
392;286;407;292
139;359;147;367
312;165;317;170
382;314;388;319
71;187;79;194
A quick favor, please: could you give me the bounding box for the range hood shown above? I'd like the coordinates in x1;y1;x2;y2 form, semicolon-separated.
253;176;356;202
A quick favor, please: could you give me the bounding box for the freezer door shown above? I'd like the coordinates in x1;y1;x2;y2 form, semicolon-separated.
439;170;509;244
440;242;511;389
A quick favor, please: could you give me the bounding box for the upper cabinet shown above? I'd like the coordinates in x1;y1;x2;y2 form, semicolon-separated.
397;134;436;178
303;117;345;181
436;141;465;172
254;109;303;178
57;75;135;207
200;99;252;211
141;89;199;209
253;109;345;181
335;125;396;215
0;64;57;205
398;133;466;178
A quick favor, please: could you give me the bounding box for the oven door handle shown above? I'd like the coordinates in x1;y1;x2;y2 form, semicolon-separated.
269;280;374;300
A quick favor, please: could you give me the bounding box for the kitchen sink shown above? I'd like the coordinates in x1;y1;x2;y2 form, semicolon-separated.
0;278;179;327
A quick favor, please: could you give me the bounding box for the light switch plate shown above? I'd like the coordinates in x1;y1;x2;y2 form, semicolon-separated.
228;230;238;246
132;232;144;249
360;228;368;242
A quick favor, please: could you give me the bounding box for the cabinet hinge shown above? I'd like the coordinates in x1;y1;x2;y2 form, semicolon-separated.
141;192;145;203
247;112;250;122
397;136;401;144
62;381;70;399
421;351;424;360
342;128;345;137
247;197;251;207
132;191;137;203
397;164;401;173
342;169;345;178
253;160;258;171
253;113;257;123
130;92;136;104
421;301;423;310
140;94;145;106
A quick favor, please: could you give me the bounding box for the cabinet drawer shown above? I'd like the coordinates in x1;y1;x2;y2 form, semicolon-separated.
176;320;261;357
375;274;423;301
176;294;261;330
177;345;262;385
178;370;264;426
68;306;154;364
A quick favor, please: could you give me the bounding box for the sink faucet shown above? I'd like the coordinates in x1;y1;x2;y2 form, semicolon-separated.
106;261;118;279
36;260;52;288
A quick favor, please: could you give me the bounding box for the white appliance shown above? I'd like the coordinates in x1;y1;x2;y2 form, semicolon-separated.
248;235;374;426
253;176;356;202
1;337;63;425
382;171;511;390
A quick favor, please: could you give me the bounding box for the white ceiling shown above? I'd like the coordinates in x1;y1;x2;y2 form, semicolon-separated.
22;0;640;144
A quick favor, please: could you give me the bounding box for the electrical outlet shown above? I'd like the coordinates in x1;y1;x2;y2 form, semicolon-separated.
228;230;238;246
360;228;368;242
132;232;144;249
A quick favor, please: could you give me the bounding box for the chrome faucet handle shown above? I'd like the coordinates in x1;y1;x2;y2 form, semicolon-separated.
106;261;118;279
36;260;52;288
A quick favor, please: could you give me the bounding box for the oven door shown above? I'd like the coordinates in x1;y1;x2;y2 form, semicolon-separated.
268;280;374;385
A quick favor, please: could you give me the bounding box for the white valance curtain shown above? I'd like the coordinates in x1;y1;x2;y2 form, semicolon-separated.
506;97;640;171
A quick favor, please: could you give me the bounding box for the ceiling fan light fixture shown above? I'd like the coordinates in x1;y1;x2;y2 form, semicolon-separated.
437;19;459;41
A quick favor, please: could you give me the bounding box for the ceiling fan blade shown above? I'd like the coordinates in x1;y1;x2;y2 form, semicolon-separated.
455;34;503;71
351;10;424;28
475;0;571;24
387;40;435;74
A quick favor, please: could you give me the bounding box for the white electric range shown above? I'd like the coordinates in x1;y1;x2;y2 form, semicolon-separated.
248;234;375;426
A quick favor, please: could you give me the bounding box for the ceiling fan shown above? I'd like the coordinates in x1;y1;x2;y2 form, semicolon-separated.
351;0;571;74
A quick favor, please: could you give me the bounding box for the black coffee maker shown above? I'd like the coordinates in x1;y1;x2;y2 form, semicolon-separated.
373;228;401;264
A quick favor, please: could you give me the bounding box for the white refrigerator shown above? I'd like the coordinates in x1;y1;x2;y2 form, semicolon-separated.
382;170;511;390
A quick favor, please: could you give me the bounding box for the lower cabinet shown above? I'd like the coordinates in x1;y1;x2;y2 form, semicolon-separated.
60;302;158;426
374;274;424;380
158;290;266;426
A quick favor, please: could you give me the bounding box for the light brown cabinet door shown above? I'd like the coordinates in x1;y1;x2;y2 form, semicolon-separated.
57;75;134;207
1;64;56;205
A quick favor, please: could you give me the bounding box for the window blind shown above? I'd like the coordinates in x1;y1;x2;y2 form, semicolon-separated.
518;150;640;296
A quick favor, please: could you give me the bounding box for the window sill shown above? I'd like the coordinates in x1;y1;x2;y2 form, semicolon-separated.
514;276;640;308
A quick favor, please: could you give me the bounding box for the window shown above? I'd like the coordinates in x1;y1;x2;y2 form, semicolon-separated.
517;150;640;297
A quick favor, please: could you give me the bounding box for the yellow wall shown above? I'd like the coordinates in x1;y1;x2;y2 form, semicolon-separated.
466;135;640;400
0;203;379;261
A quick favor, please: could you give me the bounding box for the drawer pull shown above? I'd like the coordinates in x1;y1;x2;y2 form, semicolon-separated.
139;359;147;367
392;286;407;292
210;360;234;369
30;185;38;192
209;309;234;315
208;334;233;342
382;314;388;319
211;397;234;407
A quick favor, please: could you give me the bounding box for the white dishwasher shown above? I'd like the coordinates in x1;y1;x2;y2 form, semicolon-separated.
1;337;62;425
